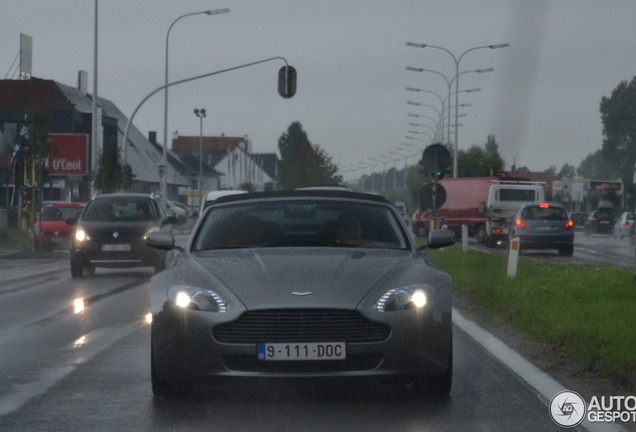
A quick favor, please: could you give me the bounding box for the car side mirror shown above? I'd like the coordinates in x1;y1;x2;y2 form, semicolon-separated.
146;231;176;250
418;229;456;251
478;202;486;213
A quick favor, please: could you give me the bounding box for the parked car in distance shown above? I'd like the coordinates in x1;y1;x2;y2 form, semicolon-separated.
568;212;587;231
166;200;188;225
146;190;455;398
33;203;84;251
613;211;635;240
584;208;616;235
393;201;409;227
69;193;177;277
510;203;574;256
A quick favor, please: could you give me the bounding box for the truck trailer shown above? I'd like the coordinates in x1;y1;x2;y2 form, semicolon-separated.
411;177;545;247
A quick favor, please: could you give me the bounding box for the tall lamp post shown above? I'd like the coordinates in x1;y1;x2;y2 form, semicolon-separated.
407;67;492;160
194;108;206;209
161;8;230;210
406;42;509;177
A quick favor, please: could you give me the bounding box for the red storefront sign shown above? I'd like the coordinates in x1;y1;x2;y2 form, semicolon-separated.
48;134;88;176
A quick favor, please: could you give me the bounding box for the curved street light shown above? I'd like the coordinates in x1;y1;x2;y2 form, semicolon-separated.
395;146;419;167
407;101;443;140
123;56;291;171
161;8;230;210
407;42;509;177
407;66;492;158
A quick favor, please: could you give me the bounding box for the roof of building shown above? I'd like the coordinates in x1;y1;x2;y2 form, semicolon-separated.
0;78;74;111
172;135;248;154
55;81;190;186
251;153;279;181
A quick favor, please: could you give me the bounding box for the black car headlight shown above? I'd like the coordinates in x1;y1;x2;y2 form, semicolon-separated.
168;285;228;312
375;284;434;312
75;229;88;242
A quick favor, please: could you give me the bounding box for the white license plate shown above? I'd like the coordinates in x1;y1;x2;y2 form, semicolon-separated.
537;226;553;231
600;221;610;224
51;237;66;243
257;342;346;361
101;244;131;251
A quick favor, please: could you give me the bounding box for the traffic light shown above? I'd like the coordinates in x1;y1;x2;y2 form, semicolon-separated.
278;65;297;99
426;166;448;181
421;144;451;182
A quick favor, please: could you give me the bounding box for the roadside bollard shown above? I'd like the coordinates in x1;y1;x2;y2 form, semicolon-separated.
462;225;469;252
508;238;520;278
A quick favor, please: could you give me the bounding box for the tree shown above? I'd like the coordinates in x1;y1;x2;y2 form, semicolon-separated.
405;164;426;210
93;138;134;193
457;135;505;177
576;149;613;179
277;122;342;189
558;163;576;178
239;181;256;192
544;166;557;176
599;76;636;184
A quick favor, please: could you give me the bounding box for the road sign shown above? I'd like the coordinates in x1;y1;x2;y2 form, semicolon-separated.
421;144;452;171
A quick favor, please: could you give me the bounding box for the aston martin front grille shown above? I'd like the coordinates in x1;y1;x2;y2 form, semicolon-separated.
213;309;391;343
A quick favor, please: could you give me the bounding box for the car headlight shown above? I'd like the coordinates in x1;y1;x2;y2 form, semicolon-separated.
75;229;87;241
375;284;434;312
168;285;228;312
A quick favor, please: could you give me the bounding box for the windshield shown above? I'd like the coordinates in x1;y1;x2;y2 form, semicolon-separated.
192;200;408;250
499;189;537;202
521;206;567;220
82;198;159;222
40;206;83;222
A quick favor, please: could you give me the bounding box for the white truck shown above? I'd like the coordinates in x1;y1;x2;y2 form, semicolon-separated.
484;180;545;247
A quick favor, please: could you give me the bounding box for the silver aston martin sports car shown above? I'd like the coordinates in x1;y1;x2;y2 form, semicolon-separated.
146;190;455;397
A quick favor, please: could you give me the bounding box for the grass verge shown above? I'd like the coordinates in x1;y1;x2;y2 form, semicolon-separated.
0;228;30;251
426;246;636;390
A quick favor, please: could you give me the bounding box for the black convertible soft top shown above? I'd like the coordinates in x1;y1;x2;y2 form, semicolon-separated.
213;190;391;205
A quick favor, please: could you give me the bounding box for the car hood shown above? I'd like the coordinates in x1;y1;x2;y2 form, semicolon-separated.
189;248;411;310
37;220;74;232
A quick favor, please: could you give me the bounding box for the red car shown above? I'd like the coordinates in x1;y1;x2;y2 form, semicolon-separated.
33;203;85;251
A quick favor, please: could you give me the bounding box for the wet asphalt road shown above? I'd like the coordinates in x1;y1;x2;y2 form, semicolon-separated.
0;232;631;431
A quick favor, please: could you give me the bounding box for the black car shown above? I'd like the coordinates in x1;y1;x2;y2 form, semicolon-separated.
583;208;616;235
70;193;177;277
568;212;587;231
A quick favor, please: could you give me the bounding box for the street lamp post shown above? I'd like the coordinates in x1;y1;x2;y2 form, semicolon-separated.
395;146;418;168
194;108;206;209
407;101;443;141
407;66;492;150
406;42;509;177
384;154;401;189
161;8;230;210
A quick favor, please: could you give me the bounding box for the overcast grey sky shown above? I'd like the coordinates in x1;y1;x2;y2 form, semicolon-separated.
2;0;635;176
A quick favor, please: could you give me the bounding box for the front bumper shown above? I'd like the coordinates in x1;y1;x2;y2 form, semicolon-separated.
151;303;452;382
71;239;164;268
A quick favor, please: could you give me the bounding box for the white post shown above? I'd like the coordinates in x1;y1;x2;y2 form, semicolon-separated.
462;225;469;252
507;237;520;278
